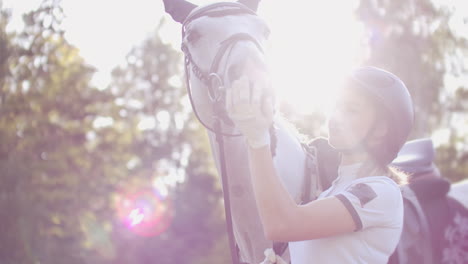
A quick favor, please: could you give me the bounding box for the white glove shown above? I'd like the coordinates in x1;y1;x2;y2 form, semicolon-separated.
226;74;275;149
259;248;288;264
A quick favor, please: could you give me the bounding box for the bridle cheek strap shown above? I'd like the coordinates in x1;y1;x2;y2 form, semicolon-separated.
182;32;264;137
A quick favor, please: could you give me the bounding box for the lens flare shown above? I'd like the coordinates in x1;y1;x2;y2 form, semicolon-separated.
128;208;145;226
116;189;173;237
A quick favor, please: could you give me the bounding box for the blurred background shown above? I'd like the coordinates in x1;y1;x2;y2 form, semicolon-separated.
0;0;467;263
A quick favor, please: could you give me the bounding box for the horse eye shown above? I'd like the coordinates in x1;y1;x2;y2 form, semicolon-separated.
187;30;202;43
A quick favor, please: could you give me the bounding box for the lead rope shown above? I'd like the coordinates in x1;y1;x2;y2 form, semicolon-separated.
214;118;242;264
185;46;241;263
185;51;281;264
183;26;279;264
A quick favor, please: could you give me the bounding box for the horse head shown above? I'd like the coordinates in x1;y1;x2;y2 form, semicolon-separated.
164;2;316;263
180;1;271;136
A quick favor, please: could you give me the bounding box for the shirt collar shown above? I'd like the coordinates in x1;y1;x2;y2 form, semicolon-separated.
337;163;362;182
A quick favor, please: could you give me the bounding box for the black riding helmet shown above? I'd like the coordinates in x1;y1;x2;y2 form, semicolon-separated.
345;66;415;165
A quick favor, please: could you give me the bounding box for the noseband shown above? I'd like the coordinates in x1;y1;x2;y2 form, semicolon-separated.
181;2;265;136
180;5;271;264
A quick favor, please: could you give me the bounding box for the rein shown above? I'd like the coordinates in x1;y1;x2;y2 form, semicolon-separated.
181;4;263;264
182;32;264;137
181;2;263;137
180;4;280;263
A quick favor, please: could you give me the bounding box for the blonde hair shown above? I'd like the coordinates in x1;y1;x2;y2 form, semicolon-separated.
357;160;408;185
387;166;408;185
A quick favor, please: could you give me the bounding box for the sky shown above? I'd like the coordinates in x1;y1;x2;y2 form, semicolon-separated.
2;0;467;115
2;0;365;114
4;0;172;87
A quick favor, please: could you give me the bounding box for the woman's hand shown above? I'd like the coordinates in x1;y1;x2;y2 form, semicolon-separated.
226;74;275;149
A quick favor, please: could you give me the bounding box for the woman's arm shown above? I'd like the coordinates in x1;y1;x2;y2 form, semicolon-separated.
225;62;357;242
248;146;356;242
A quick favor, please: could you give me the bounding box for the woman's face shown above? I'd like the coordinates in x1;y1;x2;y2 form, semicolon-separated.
327;85;380;150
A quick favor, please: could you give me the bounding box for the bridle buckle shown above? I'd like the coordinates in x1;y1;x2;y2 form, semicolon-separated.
208;72;224;102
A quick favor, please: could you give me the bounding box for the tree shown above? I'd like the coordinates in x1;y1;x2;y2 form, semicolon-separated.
107;19;229;263
355;0;468;182
0;1;109;262
0;0;229;263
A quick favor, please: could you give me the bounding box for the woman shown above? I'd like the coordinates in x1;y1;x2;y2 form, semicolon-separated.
226;65;414;263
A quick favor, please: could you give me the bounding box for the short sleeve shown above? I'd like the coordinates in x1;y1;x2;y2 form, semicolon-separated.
335;178;403;231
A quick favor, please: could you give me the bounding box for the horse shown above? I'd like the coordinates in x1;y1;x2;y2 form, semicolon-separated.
163;1;321;263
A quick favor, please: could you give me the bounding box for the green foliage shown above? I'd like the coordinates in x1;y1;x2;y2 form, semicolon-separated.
107;20;229;264
2;0;466;263
436;133;468;183
355;0;468;182
0;1;228;263
1;2;104;263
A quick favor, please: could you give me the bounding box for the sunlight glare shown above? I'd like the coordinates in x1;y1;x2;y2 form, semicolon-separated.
93;116;114;128
260;1;364;115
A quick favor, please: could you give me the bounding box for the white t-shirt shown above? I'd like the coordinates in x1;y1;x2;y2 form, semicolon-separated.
289;163;404;264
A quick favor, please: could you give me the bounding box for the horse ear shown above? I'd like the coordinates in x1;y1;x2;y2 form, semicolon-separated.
163;0;197;23
237;0;260;12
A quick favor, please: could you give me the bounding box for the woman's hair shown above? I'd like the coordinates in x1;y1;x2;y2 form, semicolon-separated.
357;159;408;185
348;66;414;170
355;92;410;185
387;166;408;185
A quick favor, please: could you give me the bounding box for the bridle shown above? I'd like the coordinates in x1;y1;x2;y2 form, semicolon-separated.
180;3;270;264
181;2;266;137
179;4;312;264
